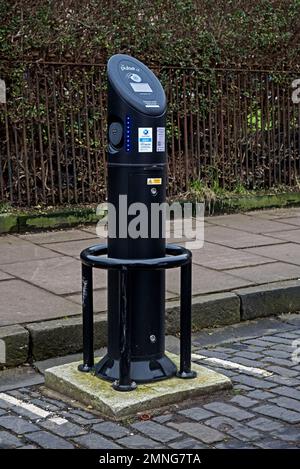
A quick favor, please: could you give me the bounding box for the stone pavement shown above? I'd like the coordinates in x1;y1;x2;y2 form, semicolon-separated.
0;314;300;448
0;207;299;327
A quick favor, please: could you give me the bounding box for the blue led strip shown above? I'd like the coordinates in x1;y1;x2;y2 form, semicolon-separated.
125;115;131;152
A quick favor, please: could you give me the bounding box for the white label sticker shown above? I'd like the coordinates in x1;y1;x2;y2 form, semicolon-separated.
156;127;165;152
138;128;153;153
130;83;152;93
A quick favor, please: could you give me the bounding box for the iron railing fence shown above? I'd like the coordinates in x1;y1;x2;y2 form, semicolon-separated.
0;63;299;207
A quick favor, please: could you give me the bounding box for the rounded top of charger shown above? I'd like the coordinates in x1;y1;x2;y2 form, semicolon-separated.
107;54;166;116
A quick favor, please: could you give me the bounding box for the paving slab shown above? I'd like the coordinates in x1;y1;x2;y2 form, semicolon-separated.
0;270;12;281
66;288;173;313
2;256;107;295
224;261;300;284
247;208;300;219
277;217;300;227
42;237;104;258
191;242;276;270
0;207;299;332
244;243;300;266
18;229;96;244
206;214;293;233
66;288;107;312
44;353;232;420
265;229;300;244
0;280;80;326
0;235;59;265
81;225;100;235
167;264;254;295
204;225;284;249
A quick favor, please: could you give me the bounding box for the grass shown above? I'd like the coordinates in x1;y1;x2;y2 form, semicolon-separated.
187;179;300;202
0;202;13;214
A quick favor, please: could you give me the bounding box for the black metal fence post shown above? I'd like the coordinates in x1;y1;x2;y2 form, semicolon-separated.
78;263;94;372
177;258;197;379
113;267;137;391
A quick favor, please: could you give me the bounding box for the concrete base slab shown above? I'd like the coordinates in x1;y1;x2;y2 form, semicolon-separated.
45;353;232;420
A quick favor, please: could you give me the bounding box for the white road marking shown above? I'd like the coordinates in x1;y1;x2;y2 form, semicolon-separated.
50;416;68;425
0;392;68;425
191;353;273;377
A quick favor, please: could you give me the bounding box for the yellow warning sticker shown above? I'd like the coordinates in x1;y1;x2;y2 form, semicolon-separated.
147;178;162;185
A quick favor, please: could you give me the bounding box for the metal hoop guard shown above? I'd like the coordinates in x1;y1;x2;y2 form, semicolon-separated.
79;243;197;391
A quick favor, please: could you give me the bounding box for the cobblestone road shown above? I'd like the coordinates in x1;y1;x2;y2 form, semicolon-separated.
0;315;300;449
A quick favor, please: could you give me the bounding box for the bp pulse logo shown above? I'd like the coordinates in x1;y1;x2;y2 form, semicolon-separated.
121;64;140;72
121;64;136;71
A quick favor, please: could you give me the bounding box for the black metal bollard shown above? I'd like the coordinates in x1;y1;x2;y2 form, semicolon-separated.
112;267;136;391
177;258;197;379
78;263;94;372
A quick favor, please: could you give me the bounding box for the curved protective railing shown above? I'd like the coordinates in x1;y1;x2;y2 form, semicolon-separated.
79;243;196;391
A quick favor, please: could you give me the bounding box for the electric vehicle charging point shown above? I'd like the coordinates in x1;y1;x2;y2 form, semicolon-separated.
80;54;196;390
45;55;231;417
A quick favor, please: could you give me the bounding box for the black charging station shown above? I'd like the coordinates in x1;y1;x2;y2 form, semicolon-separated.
79;55;196;391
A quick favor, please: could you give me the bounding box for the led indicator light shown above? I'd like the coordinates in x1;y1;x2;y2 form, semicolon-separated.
125;116;131;151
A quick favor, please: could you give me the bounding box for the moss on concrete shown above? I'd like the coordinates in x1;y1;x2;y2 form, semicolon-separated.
45;353;232;420
18;208;100;232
